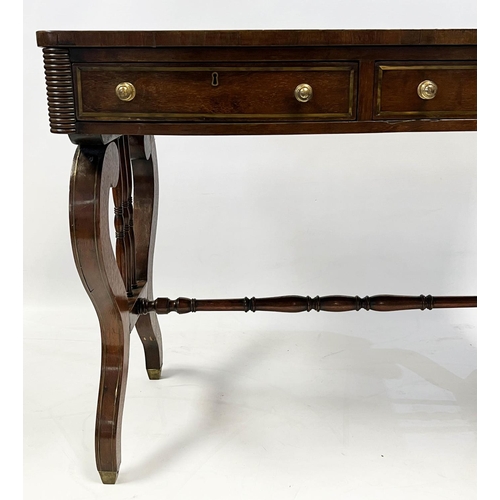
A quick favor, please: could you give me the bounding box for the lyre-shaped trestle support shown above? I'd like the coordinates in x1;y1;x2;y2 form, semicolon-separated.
69;134;164;484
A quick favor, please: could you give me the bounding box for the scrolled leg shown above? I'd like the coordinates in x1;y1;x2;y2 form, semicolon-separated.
69;138;130;483
130;135;163;380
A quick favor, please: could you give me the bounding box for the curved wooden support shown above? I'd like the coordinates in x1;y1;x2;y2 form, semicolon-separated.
130;136;163;380
69;140;130;484
137;294;477;315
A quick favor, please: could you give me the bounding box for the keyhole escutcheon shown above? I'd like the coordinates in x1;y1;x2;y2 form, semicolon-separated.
212;72;219;87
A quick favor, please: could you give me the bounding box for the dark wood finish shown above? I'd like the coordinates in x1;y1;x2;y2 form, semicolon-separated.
112;136;132;296
42;48;76;133
36;29;477;47
69;134;163;483
69;139;130;484
374;62;477;119
75;63;357;121
138;294;477;315
130;135;163;380
73;119;476;137
37;29;477;484
37;29;477;136
67;45;476;65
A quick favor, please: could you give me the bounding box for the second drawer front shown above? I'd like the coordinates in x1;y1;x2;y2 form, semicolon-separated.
75;64;357;121
374;62;476;119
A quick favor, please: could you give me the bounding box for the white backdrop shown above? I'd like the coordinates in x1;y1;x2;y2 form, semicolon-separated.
23;2;479;499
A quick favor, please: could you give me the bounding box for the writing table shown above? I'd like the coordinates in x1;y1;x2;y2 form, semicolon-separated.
37;29;477;484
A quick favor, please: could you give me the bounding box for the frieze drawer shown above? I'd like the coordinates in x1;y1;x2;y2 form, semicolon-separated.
74;64;358;122
374;62;477;119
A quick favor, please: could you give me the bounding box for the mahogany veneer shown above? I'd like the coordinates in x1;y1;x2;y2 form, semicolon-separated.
37;29;477;484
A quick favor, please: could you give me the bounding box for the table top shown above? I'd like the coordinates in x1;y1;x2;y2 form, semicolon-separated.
36;29;477;48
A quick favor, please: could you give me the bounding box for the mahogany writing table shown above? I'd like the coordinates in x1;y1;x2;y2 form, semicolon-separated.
36;29;477;484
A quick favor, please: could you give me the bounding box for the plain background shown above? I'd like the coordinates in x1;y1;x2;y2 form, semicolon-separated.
19;1;488;499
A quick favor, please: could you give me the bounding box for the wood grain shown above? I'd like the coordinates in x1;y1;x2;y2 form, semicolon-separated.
36;29;477;48
38;30;476;135
130;135;163;380
75;64;357;121
69;139;129;484
138;294;477;315
42;48;76;133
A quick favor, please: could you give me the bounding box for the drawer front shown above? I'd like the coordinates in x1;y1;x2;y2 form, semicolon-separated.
374;62;476;119
74;64;357;121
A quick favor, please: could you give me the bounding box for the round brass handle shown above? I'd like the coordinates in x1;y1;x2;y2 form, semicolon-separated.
417;80;438;100
294;83;313;103
115;82;136;102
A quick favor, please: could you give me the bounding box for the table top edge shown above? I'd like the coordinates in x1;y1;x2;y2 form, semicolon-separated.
36;29;477;48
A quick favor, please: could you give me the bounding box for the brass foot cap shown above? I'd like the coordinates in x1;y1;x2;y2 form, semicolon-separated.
147;368;162;380
99;471;118;484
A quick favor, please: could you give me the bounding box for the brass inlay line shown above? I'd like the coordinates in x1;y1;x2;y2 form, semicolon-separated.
377;110;476;117
375;63;477;118
76;64;356;72
76;112;355;120
75;65;357;121
348;68;355;117
377;64;476;71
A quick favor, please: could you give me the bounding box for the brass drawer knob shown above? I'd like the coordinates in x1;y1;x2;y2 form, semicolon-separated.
294;83;313;103
115;82;136;102
417;80;438;100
